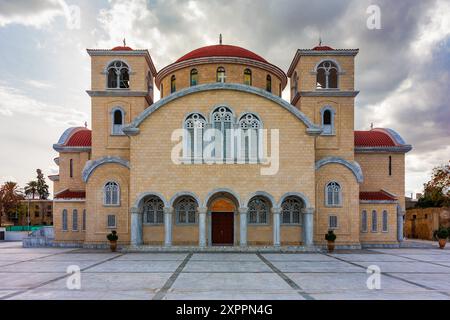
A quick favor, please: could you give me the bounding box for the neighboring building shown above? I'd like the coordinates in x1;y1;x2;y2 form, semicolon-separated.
15;200;53;226
50;41;412;248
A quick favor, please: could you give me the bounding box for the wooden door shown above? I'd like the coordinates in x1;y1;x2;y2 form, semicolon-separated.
212;212;234;245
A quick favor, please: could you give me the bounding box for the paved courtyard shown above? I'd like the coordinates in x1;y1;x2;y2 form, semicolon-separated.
1;241;450;300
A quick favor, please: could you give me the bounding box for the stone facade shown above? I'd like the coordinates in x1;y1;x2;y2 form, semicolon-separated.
50;43;411;249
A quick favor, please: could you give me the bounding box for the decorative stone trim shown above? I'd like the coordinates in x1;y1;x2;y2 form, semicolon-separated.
300;90;359;97
86;90;149;97
48;174;60;182
244;191;277;208
277;191;311;209
360;200;398;204
82;156;130;182
133;192;169;208
169;191;202;207
123;83;322;136
315;157;364;183
203;187;242;209
53;145;91;153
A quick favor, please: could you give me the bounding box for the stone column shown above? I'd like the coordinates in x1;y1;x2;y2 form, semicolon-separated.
239;207;248;246
271;207;281;247
198;208;207;247
302;207;314;247
164;207;173;247
130;207;143;246
397;205;404;242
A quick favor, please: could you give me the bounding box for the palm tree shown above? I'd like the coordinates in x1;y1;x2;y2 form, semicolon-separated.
24;181;38;200
0;182;24;227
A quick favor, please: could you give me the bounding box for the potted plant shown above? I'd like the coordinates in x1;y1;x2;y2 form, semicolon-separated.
436;227;449;249
325;230;337;253
107;230;118;252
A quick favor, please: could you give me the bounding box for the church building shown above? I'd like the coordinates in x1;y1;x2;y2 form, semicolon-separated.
49;40;412;248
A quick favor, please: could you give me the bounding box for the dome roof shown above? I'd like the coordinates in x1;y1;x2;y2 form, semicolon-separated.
112;46;133;51
176;44;268;63
53;127;92;152
312;45;334;51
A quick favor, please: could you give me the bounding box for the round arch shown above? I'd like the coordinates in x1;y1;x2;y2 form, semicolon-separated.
277;192;311;209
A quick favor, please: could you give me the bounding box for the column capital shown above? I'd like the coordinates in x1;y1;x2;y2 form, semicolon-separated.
164;207;174;215
198;207;208;215
271;207;281;214
302;207;315;215
238;207;248;214
130;207;140;215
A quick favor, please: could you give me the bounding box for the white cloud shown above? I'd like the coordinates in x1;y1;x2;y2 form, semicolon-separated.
0;84;87;127
24;79;54;89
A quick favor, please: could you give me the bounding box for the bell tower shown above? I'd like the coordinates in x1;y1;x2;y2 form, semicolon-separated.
86;45;157;160
287;44;359;161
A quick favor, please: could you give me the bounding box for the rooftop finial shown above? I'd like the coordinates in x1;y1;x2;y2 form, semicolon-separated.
370;122;374;130
219;34;222;45
319;36;322;47
123;38;126;47
84;121;88;128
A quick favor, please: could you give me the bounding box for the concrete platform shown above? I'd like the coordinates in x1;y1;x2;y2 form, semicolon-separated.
1;241;450;300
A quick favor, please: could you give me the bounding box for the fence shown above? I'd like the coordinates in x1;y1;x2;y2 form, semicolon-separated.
5;225;44;232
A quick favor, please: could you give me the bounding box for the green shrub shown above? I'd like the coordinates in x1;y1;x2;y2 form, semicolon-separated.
107;230;118;241
436;227;449;240
325;230;337;242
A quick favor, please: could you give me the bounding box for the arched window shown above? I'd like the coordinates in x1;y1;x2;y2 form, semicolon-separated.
143;196;164;224
371;210;378;232
72;209;78;231
243;68;252;85
212;106;233;160
316;61;338;89
170;75;176;93
239;113;261;163
82;209;86;231
321;107;335;135
217;67;226;83
69;159;73;178
266;75;272;92
184;113;206;162
248;197;269;224
325;182;341;206
361;210;367;232
104;181;120;206
190;69;198;86
107;60;130;89
281;197;303;225
175;197;197;224
112;108;125;135
382;210;388;232
292;71;298;95
62;209;68;231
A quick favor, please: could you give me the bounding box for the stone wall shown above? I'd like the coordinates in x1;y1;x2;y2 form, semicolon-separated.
404;207;450;240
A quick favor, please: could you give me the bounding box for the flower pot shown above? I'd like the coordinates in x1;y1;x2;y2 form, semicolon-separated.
109;240;117;252
438;238;446;249
327;241;335;253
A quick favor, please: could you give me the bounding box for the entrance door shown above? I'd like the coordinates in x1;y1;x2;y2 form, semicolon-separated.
212;212;234;245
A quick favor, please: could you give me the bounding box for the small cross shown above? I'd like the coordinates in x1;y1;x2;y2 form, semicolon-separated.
123;38;126;47
370;122;374;130
219;34;222;45
319;36;322;46
84;121;88;128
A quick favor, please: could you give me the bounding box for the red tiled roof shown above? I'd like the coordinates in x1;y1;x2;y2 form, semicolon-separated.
360;191;397;201
176;44;268;63
354;130;396;147
66;130;91;147
55;190;86;199
312;45;334;51
112;46;133;51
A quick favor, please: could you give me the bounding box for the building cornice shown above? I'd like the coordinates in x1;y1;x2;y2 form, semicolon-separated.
53;145;91;153
287;49;359;77
300;90;359;97
155;56;288;90
48;174;60;182
355;146;412;153
360;200;398;204
122;83;322;137
86;49;157;75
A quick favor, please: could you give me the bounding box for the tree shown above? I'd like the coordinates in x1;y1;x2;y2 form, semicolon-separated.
417;162;450;208
24;181;38;199
0;182;24;227
36;169;49;200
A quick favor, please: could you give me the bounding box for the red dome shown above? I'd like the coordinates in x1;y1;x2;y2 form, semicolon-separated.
176;45;268;63
354;130;396;147
112;46;133;51
312;45;334;51
66;129;92;147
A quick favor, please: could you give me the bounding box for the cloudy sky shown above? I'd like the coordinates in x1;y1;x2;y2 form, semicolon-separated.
0;0;448;197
